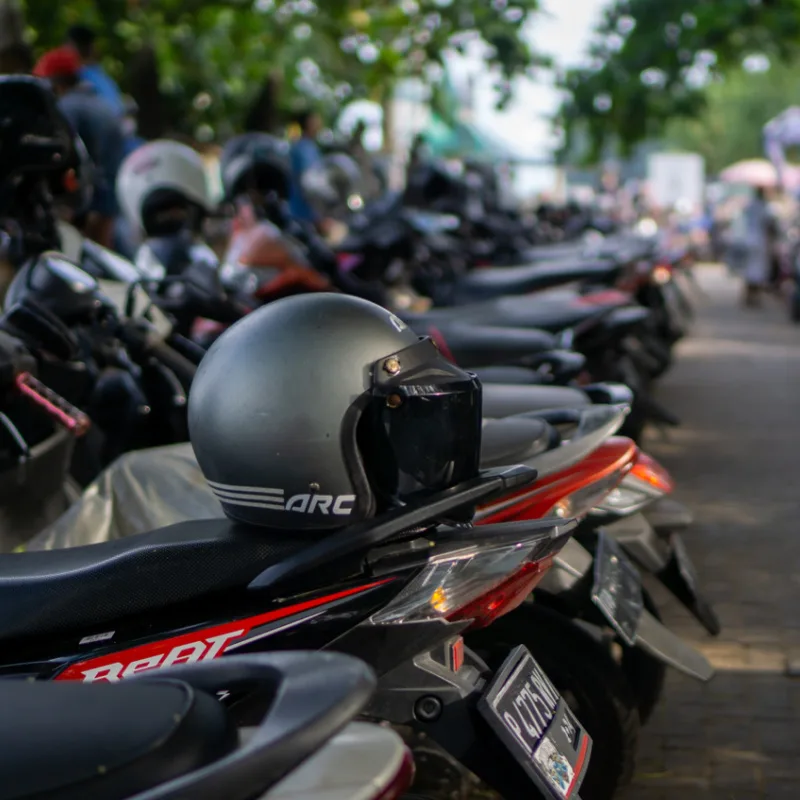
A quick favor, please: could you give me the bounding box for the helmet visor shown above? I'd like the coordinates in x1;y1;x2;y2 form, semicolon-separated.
369;337;482;500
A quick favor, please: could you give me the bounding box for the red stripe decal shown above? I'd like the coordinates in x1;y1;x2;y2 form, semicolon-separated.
55;579;391;683
566;733;590;798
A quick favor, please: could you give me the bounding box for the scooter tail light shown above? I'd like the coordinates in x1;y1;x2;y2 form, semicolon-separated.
446;556;554;631
631;451;674;494
545;461;633;521
652;264;673;285
370;521;573;628
593;452;674;515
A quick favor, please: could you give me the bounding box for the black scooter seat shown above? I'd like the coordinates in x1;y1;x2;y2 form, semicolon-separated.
0;520;309;640
453;258;620;303
0;680;232;800
401;316;557;366
519;236;650;264
405;289;630;335
483;384;591;418
480;417;552;468
467;291;626;333
471;366;547;385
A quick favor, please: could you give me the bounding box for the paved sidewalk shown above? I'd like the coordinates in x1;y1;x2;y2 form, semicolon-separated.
624;267;800;800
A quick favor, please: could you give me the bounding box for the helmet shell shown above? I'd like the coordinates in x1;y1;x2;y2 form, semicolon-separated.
116;140;211;232
188;293;481;531
220;133;291;201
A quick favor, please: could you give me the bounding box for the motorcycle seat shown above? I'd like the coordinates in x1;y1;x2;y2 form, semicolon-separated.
0;679;233;799
480;417;552;468
452;258;620;303
483;384;591;418
401;317;557;367
0;520;309;640
405;289;628;335
519;236;646;264
471;365;547;385
459;292;625;334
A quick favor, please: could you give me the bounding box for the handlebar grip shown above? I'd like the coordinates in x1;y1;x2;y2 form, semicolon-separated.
148;341;198;385
15;372;91;436
128;652;376;800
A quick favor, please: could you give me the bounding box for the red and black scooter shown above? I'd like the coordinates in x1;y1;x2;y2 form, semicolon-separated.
0;329;593;800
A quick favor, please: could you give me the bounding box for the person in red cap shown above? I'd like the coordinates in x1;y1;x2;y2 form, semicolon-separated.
33;46;126;249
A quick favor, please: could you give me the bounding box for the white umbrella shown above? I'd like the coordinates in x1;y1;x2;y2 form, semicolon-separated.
720;158;777;187
719;158;800;189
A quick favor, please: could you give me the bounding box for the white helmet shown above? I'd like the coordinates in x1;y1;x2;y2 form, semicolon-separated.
116;140;211;235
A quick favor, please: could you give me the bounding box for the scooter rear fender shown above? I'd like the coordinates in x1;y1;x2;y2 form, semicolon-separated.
600;514;720;636
644;497;695;534
536;539;714;680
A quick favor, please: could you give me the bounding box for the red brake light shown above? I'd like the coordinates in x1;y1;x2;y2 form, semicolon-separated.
631;451;674;494
370;522;572;628
446;557;554;631
652;265;672;285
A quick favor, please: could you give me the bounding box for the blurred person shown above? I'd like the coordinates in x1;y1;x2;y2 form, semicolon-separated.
33;47;127;249
408;133;431;170
348;120;381;200
740;187;772;308
288;109;333;236
65;24;126;117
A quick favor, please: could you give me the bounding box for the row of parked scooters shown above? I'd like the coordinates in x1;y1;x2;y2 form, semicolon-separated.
0;74;716;800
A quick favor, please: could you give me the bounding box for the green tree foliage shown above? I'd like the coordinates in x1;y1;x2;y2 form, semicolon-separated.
557;0;800;162
17;0;545;141
664;60;800;174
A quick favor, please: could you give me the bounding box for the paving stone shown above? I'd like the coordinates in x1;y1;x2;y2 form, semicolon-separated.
622;267;800;799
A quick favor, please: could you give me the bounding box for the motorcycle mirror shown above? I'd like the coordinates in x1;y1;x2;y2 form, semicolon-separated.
2;299;79;362
27;251;98;296
5;252;104;324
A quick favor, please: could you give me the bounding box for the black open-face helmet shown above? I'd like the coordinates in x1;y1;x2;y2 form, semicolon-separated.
220;133;291;204
188;293;482;531
0;76;80;211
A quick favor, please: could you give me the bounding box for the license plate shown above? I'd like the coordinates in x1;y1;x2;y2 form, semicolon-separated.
592;530;644;645
670;532;698;594
478;645;592;799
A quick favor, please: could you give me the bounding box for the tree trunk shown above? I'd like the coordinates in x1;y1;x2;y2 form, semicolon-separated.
124;45;167;139
381;87;395;156
244;71;284;134
0;0;32;74
0;0;24;52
